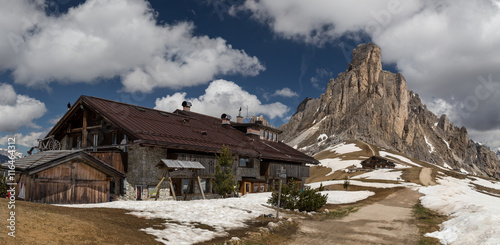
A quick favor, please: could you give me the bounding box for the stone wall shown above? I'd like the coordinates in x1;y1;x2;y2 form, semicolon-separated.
121;145;171;200
234;158;261;181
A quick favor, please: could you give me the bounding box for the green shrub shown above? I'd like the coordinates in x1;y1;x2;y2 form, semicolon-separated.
213;145;236;197
267;181;327;212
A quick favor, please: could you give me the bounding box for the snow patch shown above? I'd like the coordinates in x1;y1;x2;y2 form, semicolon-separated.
379;151;422;167
460;168;469;174
442;139;450;149
322;143;362;155
318;158;362;176
471;177;500;190
352;169;403;181
419;177;500;245
319;191;375;204
424;136;435;153
60;193;274;245
317;134;328;142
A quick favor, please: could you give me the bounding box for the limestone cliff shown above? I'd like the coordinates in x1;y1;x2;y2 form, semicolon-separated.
280;43;500;179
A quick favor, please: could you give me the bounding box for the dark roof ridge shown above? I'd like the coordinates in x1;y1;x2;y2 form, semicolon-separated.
82;95;177;117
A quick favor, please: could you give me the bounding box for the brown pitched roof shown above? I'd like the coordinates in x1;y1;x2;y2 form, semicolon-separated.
50;96;318;165
2;150;124;178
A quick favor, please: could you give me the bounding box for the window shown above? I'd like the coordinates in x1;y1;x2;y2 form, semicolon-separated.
112;132;117;145
68;137;73;149
239;157;252;168
182;179;190;194
265;131;269;140
93;134;99;150
273;133;277;141
201;179;210;193
77;136;81;148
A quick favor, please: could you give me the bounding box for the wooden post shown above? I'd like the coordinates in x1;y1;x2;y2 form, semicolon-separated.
196;174;205;200
165;170;176;201
153;169;167;201
82;109;87;148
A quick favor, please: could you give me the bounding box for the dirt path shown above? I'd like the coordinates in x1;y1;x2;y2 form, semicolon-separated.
289;188;421;245
419;167;436;186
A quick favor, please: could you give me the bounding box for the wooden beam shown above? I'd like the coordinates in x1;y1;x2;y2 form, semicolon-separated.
166;170;176;201
153;169;167;201
82;109;87;148
70;125;102;133
196;174;205;200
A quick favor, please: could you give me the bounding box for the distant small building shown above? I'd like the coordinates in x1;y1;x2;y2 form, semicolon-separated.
361;156;395;169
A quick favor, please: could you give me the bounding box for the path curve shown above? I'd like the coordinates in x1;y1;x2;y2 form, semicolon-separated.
419;168;436;186
289;188;421;245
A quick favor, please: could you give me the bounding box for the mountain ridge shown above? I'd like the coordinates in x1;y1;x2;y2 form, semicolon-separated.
280;43;500;179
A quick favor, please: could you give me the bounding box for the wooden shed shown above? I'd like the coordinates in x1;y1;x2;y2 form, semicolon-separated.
2;150;124;204
361;156;396;169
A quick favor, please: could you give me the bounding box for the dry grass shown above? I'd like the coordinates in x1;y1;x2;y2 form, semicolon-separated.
413;202;447;245
0;198;163;245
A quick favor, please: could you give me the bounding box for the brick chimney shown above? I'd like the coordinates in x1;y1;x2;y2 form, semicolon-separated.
182;101;192;111
236;116;243;123
221;113;231;125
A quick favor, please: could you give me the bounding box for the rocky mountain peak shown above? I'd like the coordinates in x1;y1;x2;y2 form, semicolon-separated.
280;43;500;179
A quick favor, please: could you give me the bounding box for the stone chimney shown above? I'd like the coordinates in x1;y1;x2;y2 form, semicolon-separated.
236;116;243;123
221;113;231;125
182;101;192;111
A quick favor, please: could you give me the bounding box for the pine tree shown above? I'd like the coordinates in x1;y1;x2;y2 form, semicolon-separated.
213;145;236;197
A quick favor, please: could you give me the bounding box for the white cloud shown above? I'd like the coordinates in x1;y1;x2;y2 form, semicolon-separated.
0;131;45;147
273;87;299;98
0;83;46;132
154;79;290;119
236;0;422;45
1;0;264;92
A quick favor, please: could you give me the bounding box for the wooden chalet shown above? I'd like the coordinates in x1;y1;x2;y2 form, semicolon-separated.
4;96;318;203
361;156;396;169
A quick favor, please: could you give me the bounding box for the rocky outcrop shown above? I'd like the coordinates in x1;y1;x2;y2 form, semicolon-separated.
280;43;500;179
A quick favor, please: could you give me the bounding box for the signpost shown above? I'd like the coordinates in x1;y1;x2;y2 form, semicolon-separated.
276;167;286;219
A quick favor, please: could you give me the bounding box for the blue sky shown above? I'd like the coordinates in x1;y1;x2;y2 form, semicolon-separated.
1;0;500;154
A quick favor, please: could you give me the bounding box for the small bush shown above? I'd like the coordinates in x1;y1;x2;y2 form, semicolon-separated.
267;181;327;212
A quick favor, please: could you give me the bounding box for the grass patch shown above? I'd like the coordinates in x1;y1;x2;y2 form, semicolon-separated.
413;203;447;245
314;205;361;221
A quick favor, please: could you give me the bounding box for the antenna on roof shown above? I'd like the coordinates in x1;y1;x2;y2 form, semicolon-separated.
238;107;242;117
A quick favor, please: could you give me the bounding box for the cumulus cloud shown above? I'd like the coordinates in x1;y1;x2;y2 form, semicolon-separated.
273;88;299;98
0;0;264;92
154;79;290;119
237;0;500;147
0;83;47;132
0;131;46;147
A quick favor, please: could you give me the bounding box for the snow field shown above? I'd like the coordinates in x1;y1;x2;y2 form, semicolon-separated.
318;158;362;176
319;191;375;204
321;143;362;155
419;177;500;245
352;169;403;181
379;151;422;167
62;193;274;245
